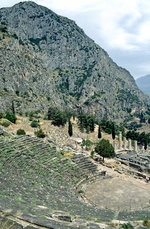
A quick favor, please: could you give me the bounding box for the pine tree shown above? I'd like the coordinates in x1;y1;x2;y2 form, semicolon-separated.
68;120;73;137
112;123;115;140
98;124;101;139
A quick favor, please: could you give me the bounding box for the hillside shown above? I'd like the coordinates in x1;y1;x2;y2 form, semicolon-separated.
136;74;150;96
0;1;149;122
0;115;150;228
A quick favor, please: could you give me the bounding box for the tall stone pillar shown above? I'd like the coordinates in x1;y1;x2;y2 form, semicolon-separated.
113;140;117;152
134;140;138;152
123;137;127;150
141;145;145;153
119;132;122;150
128;139;132;150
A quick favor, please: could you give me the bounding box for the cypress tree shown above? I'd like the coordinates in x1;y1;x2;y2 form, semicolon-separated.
68;120;73;137
112;123;115;140
144;139;148;150
12;101;15;115
98;124;101;139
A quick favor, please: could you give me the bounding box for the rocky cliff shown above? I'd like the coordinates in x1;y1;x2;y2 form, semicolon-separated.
0;1;149;121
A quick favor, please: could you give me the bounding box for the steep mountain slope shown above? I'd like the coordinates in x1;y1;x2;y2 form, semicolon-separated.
0;1;149;121
136;75;150;96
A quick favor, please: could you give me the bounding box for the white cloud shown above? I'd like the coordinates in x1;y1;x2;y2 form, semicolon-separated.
1;0;150;50
35;0;150;51
37;0;98;12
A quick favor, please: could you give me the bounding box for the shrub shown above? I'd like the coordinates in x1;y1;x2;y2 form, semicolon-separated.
29;116;33;121
0;118;11;127
78;190;84;194
35;129;45;138
17;129;26;135
90;150;94;158
82;139;93;147
0;113;4;119
31;120;39;128
25;112;29;117
122;223;134;229
5;112;17;124
143;218;150;227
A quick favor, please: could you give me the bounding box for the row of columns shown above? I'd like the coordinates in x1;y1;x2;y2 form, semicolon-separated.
113;132;138;152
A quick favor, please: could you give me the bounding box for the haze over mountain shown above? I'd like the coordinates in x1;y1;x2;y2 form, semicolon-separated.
0;1;149;121
136;75;150;96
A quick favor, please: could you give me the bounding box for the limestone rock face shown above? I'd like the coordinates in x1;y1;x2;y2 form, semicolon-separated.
0;1;149;120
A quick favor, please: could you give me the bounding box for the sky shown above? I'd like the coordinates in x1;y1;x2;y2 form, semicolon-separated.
1;0;150;79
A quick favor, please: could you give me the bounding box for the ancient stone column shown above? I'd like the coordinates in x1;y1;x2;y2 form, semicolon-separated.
128;139;132;150
141;145;145;153
134;140;138;152
119;132;122;150
146;147;149;153
113;140;117;152
123;137;127;150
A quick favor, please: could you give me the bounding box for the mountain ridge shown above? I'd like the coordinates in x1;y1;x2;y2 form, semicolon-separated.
136;74;150;96
0;1;149;122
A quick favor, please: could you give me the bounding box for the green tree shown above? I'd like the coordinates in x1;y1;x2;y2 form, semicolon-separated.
98;124;101;139
5;112;17;124
112;123;115;139
95;139;115;162
48;107;67;126
140;112;146;123
144;139;148;150
68;120;73;136
78;113;95;133
12;101;15;115
51;112;67;126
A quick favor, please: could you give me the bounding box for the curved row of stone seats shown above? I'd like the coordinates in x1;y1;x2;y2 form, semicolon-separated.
0;135;149;228
0;135;115;227
72;154;98;175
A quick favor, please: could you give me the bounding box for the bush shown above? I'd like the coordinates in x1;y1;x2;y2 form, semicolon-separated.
90;150;94;158
143;218;150;227
122;223;134;229
95;139;115;162
78;190;84;194
17;129;26;135
5;112;17;124
0;118;11;127
35;129;45;138
0;113;4;119
31;120;39;128
82;139;93;147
